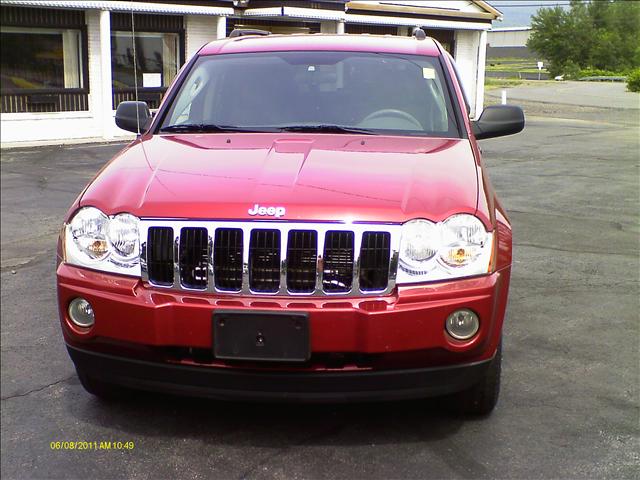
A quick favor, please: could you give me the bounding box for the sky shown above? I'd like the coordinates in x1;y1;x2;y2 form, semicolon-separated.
487;0;572;28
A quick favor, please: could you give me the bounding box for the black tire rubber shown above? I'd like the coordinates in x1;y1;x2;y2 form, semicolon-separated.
76;370;129;400
448;341;502;416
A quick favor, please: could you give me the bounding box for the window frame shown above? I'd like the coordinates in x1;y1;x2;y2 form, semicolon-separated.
154;50;465;139
0;25;89;95
110;13;185;110
110;30;182;90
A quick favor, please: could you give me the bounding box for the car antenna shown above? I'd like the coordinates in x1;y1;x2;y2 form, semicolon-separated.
131;10;141;136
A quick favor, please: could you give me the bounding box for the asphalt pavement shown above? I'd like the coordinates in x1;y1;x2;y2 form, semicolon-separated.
1;82;639;479
486;80;640;110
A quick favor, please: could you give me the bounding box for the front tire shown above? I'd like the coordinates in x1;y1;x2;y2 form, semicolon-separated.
449;341;502;416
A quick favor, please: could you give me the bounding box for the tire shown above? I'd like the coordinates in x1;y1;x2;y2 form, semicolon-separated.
448;341;502;416
76;370;129;400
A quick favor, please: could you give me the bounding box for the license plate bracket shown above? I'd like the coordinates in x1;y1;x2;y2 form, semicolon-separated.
213;310;310;362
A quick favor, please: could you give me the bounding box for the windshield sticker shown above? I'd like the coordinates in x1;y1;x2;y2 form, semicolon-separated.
422;67;435;80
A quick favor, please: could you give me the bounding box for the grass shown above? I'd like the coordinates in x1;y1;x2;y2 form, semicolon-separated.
486;57;549;75
484;78;524;90
484;78;557;90
486;64;542;73
486;56;535;62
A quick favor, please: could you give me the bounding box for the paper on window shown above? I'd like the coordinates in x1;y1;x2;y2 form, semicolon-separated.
422;67;435;80
142;73;162;88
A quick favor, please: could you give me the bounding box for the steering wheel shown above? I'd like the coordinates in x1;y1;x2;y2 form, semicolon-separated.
359;109;423;130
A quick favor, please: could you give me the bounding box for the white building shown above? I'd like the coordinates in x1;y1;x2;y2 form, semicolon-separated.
0;0;502;147
488;26;531;48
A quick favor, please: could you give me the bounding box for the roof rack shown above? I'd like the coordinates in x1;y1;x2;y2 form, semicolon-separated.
229;28;271;38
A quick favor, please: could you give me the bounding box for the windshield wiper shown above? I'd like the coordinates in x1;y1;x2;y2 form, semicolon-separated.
159;123;279;133
160;123;377;135
278;124;376;135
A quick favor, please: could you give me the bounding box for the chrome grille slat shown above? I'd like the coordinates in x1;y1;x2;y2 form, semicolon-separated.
207;233;214;293
141;221;401;297
278;228;289;295
315;229;326;294
351;231;363;295
240;226;251;295
172;232;180;289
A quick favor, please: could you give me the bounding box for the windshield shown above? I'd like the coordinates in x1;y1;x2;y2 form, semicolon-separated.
160;51;460;137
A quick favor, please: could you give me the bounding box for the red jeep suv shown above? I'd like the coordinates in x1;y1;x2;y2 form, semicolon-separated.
57;30;524;414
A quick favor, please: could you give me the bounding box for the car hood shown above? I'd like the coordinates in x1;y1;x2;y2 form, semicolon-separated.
80;133;478;224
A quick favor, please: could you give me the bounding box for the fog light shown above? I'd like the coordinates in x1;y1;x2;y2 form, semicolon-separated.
68;298;95;328
446;309;479;340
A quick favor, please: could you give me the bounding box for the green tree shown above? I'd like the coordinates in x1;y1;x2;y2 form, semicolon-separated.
527;0;640;77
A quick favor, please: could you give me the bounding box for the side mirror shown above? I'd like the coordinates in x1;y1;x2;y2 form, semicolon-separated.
115;101;151;134
472;105;525;140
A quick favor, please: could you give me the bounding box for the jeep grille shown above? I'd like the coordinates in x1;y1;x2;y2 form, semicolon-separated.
140;221;400;297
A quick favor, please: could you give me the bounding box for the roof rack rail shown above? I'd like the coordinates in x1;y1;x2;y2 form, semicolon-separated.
229;28;271;38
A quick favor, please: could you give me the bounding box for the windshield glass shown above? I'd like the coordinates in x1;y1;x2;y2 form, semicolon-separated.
160;51;460;137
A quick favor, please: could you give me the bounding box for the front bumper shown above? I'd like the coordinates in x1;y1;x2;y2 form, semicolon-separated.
58;264;509;399
68;344;493;402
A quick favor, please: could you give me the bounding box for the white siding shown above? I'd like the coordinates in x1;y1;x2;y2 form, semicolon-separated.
185;14;226;61
320;21;339;34
475;30;487;117
488;29;531;48
379;1;488;14
454;29;482;118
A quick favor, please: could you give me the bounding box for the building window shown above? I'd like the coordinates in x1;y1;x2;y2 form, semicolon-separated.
110;10;184;110
1;6;88;113
111;32;179;90
1;26;88;113
1;27;84;91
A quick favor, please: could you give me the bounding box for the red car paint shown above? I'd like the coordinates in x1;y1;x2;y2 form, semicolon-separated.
80;135;480;224
57;33;518;404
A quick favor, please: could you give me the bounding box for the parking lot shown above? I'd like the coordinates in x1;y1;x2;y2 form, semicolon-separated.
1;83;638;479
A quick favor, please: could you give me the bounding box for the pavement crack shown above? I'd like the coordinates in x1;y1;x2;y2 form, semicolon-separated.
1;251;52;272
1;375;74;401
514;242;637;257
521;172;618;181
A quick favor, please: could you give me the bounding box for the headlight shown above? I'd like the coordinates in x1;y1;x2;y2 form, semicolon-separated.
397;214;494;284
439;214;490;269
107;213;140;264
68;207;109;261
65;207;141;276
398;219;439;275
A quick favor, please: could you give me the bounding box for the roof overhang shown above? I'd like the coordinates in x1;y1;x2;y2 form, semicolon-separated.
0;0;235;16
473;1;503;20
345;13;491;30
242;6;346;22
489;26;532;32
346;1;501;21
